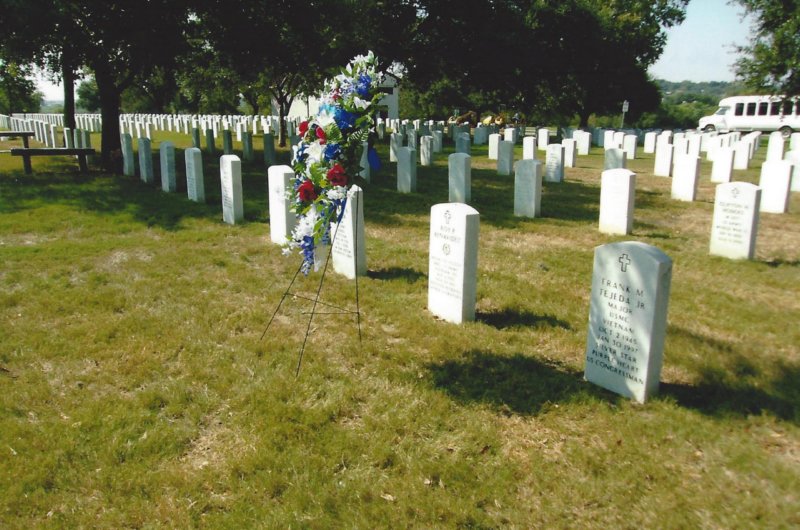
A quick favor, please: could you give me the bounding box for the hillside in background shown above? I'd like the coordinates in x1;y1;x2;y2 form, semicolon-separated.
656;79;747;106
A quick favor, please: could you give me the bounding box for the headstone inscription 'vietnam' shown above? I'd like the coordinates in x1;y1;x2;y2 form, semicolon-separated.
331;185;367;279
428;203;480;324
585;241;672;403
268;165;295;243
709;182;760;260
220;155;244;225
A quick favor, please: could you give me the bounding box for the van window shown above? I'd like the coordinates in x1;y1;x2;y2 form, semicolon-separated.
758;102;769;115
746;102;756;115
735;103;744;116
714;106;729;116
770;102;781;116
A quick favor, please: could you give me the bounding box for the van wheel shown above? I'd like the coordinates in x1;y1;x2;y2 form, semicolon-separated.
779;126;793;138
703;125;715;133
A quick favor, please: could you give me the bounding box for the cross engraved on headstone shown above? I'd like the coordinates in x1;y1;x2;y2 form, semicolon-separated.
444;210;452;224
619;253;631;272
731;187;740;198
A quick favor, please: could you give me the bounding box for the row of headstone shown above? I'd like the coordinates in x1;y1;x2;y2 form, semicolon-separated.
421;197;674;404
121;132;246;225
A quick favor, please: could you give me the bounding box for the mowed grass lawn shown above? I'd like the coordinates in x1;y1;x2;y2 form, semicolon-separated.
1;128;799;528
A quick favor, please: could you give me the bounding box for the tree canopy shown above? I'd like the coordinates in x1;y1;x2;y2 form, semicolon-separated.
0;0;690;172
734;0;800;96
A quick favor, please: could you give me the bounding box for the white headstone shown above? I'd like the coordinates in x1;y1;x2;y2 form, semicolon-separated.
428;203;480;324
138;137;154;184
602;130;615;149
503;127;518;144
220;155;244;225
497;140;514;176
513;159;542;218
488;133;501;160
604;148;626;170
121;133;135;177
545;144;565;183
184;147;205;203
671;155;700;201
420;135;434;166
473;126;489;145
523;136;537;160
397;147;417;193
584;241;672;403
159;141;176;192
643;132;657;154
758;160;792;214
389;133;402;162
562;139;576;168
791;132;800;151
268;165;296;243
448;153;471;203
575;131;590;155
733;141;751;170
766;131;784;162
784;149;800;192
432;130;443;153
709;182;761;260
455;132;471;155
331;185;367;279
537;128;550;151
599;169;636;235
710;146;734;183
622;134;637;160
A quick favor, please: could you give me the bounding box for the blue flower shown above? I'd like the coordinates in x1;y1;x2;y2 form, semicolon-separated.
355;73;371;97
367;146;381;171
324;143;341;161
333;107;355;130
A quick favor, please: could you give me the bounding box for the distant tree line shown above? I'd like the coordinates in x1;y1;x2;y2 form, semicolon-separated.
0;0;795;172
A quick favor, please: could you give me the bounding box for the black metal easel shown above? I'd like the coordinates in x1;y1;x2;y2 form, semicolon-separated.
261;195;363;376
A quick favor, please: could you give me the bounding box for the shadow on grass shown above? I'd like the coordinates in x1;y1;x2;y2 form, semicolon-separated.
476;309;571;330
658;326;800;423
0;153;278;230
367;267;426;283
660;365;800;424
427;350;601;415
363;144;605;230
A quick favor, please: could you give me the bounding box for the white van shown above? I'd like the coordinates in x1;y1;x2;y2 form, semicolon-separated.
698;95;800;137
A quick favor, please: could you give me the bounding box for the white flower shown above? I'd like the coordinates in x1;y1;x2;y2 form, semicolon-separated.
317;110;335;128
353;97;369;110
326;187;346;201
306;142;324;164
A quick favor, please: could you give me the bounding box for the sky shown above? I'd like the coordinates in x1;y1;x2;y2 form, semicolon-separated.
36;0;756;101
649;0;754;82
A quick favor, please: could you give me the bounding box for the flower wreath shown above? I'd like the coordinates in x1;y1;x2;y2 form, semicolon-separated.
284;52;385;274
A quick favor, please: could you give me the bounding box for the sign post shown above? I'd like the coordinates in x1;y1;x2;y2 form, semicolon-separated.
620;100;629;129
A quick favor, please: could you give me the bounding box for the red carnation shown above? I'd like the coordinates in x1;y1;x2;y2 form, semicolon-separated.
316;126;327;144
298;121;309;136
327;164;348;187
297;180;318;202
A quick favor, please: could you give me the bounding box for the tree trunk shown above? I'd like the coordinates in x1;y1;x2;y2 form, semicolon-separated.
277;95;288;148
579;110;590;129
95;67;122;173
62;62;76;132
